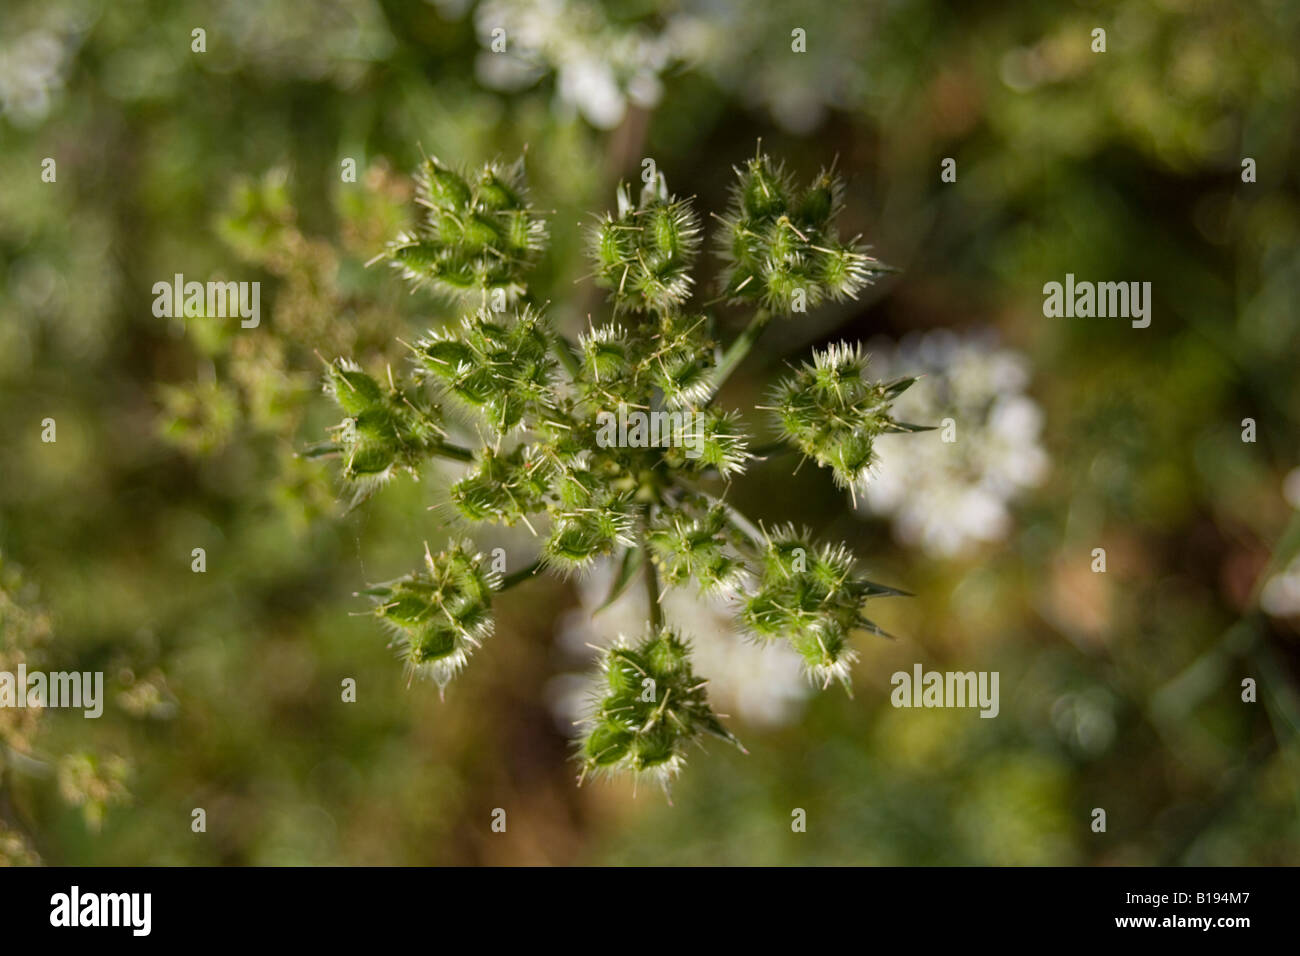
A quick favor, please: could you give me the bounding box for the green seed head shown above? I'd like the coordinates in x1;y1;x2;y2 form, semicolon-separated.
384;154;545;305
717;153;882;315
322;359;444;502
370;542;501;688
648;500;747;593
577;627;741;790
415;305;555;436
587;180;701;314
316;146;925;791
768;342;920;488
739;527;893;689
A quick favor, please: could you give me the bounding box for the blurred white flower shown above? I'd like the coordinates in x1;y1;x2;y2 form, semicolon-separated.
473;0;674;128
856;329;1049;558
556;56;625;129
456;0;882;133
552;559;811;730
1261;467;1300;619
1282;466;1300;510
0;9;86;128
1261;568;1300;618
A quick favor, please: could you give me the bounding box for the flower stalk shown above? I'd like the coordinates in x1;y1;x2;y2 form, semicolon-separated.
704;308;771;405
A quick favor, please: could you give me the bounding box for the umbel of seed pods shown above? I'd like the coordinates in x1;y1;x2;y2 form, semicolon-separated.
311;147;929;790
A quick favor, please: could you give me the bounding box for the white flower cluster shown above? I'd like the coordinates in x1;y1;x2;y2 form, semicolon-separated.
460;0;880;133
471;0;679;129
1260;468;1300;618
856;329;1049;558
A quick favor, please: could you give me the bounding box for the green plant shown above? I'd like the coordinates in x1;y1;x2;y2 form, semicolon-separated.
313;147;928;791
0;555;131;856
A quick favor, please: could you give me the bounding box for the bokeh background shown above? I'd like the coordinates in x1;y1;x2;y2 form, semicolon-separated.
2;0;1299;865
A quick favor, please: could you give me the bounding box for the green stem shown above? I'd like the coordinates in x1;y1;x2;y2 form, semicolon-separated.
550;331;583;381
430;440;475;463
640;510;664;630
704;492;765;550
705;308;771;404
2;744;52;779
499;559;543;591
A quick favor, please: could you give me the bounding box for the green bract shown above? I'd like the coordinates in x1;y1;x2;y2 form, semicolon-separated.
317;147;926;791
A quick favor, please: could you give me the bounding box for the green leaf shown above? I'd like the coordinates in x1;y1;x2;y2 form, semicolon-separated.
301;442;341;459
594;547;644;614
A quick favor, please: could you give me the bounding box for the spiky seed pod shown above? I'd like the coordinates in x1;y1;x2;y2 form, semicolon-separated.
768;341;922;489
576;313;714;411
368;542;501;688
588;179;701;314
576;323;639;408
414;305;555;435
544;507;638;573
643;312;714;408
578;627;741;788
647;500;748;592
661;408;751;477
740;526;901;688
543;468;637;573
797;169;842;227
450;445;553;526
384;155;546;304
715;154;881;315
535;400;598;464
322;359;445;498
